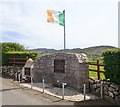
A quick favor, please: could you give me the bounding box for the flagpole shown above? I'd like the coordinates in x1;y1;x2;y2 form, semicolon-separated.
63;10;66;51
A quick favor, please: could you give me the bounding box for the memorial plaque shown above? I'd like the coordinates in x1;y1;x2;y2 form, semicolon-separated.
54;59;65;73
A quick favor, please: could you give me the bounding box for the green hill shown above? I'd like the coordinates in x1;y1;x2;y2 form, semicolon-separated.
28;45;116;57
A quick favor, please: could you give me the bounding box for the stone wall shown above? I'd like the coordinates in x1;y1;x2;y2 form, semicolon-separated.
89;79;120;104
33;52;89;91
1;66;22;78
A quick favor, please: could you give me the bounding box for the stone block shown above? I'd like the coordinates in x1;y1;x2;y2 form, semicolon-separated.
108;87;115;92
110;83;118;89
93;84;97;89
113;91;119;96
108;91;114;98
104;90;109;96
103;81;111;85
96;83;101;88
104;84;109;89
95;88;100;94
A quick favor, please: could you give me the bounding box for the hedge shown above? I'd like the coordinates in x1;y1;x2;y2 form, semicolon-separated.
102;48;120;84
2;52;38;66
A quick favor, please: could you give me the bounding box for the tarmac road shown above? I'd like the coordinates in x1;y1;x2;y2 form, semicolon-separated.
1;76;74;105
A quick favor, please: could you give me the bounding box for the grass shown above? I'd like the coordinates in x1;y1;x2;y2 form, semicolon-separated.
89;64;105;80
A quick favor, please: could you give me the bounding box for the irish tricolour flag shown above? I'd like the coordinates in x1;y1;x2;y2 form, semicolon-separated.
46;9;65;26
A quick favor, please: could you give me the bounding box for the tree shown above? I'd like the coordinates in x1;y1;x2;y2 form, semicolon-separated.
1;42;26;53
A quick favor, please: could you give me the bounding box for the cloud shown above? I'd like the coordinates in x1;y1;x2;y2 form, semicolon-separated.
1;0;118;49
1;1;66;48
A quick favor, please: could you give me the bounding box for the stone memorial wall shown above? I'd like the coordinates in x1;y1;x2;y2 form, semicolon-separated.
33;52;89;91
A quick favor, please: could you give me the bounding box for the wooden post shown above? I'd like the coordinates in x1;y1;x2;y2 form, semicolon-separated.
97;60;100;80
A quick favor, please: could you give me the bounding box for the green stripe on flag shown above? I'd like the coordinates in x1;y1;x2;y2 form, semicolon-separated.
58;11;65;26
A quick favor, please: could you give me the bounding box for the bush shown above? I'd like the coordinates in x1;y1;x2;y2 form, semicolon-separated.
102;48;120;84
2;52;38;66
1;42;26;53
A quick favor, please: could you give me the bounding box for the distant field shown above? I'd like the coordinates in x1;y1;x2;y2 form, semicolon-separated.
89;64;105;80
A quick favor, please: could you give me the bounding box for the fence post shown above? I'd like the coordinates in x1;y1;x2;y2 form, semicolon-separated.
62;83;65;100
100;81;103;99
83;84;86;101
42;79;45;93
31;76;33;89
18;74;21;83
97;60;100;80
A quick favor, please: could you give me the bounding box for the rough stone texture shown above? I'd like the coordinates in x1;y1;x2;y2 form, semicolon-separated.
108;91;114;98
108;87;114;92
89;79;120;105
33;52;89;91
1;66;21;77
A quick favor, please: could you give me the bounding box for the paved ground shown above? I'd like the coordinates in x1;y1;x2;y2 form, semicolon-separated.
1;76;74;105
19;81;116;105
20;82;99;102
1;76;115;106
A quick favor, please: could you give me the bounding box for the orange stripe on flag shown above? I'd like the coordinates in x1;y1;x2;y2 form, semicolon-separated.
47;10;54;23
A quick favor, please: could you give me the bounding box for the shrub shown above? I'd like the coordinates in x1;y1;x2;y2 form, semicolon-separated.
1;42;26;53
102;48;120;84
1;42;26;65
